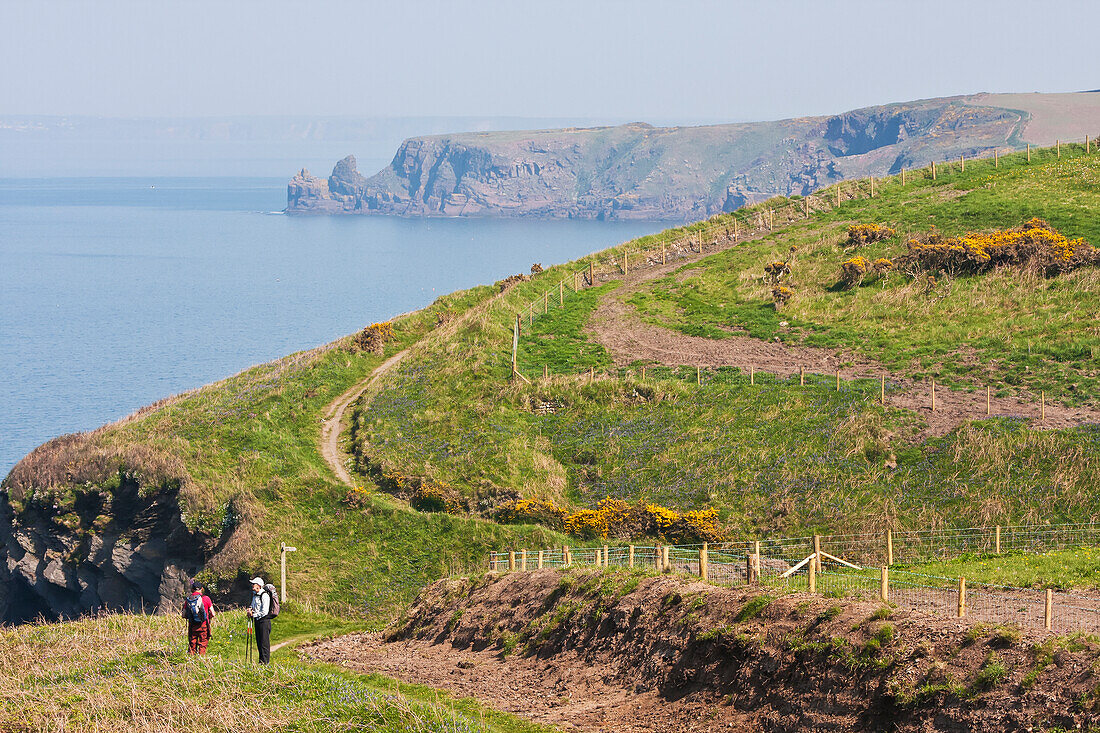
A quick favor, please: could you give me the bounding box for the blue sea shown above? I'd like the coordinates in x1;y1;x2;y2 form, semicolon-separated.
0;178;660;476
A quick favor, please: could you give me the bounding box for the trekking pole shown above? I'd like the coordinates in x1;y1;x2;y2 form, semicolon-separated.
245;616;254;663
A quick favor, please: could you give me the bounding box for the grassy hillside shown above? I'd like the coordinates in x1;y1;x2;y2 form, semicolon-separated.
0;607;556;732
350;145;1100;537
2;282;564;621
5;141;1098;628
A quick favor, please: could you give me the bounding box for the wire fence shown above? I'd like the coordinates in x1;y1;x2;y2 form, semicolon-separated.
490;520;1100;635
510;137;1097;339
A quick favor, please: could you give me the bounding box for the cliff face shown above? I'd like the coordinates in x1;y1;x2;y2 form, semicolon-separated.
0;433;242;624
287;96;1032;220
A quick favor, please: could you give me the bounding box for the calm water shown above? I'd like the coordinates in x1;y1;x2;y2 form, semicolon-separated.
0;178;660;476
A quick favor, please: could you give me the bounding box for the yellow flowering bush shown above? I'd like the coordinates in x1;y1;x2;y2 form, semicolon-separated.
839;256;871;287
353;321;396;355
873;258;893;271
904;219;1096;275
564;509;608;539
846;224;896;246
679;508;725;543
497;498;568;529
771;285;793;309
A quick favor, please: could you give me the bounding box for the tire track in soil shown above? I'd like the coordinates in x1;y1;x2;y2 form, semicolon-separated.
584;241;1100;438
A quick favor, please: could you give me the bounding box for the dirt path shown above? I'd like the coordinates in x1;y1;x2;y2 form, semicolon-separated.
584;243;1100;437
321;349;409;487
304;632;731;733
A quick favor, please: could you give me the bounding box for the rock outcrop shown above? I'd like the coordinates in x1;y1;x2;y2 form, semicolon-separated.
0;433;243;623
286;94;1072;220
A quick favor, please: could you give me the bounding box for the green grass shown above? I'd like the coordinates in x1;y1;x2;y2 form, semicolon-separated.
345;147;1100;541
0;609;558;733
894;547;1100;591
626;150;1100;401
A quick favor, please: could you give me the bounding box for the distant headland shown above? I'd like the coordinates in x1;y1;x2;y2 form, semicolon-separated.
286;91;1100;221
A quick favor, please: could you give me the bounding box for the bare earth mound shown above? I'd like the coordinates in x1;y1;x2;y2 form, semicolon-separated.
302;570;1100;732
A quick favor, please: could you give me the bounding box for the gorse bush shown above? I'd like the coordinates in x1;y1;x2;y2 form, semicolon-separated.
903;218;1097;276
353;321;395;355
500;496;725;543
846;223;897;246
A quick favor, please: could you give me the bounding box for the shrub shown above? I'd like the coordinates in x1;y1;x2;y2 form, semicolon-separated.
903;218;1097;276
846;224;896;246
839;256;871;287
771;285;793;309
763;260;792;283
352;321;395;355
497;498;568;530
530;263;544;274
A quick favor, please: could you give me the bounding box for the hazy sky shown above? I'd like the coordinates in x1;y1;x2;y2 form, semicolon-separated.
2;0;1096;122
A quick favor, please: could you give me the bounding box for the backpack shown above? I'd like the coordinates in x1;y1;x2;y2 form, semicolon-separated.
186;594;207;624
263;584;280;619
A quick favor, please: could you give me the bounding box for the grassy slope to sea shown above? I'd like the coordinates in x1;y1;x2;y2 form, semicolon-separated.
350;144;1100;537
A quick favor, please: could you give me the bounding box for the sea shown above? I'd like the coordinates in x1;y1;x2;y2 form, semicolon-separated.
0;177;661;476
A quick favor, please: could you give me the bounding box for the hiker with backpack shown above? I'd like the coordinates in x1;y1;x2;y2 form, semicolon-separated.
182;580;215;655
247;577;279;664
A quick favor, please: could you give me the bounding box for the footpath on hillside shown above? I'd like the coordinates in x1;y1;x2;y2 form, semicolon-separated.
580;235;1100;438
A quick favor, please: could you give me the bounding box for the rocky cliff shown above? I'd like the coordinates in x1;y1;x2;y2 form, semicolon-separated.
288;92;1100;220
0;432;246;623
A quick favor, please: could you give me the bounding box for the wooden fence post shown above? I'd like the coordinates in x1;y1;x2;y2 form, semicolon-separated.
880;566;890;602
886;529;893;566
1057;140;1060;157
800;366;805;386
574;271;579;291
931;160;936;180
986;385;991;416
696;366;701;385
808;554;817;594
752;540;761;583
1045;588;1053;630
543;292;548;314
521;549;528;571
901;168;906;185
699;542;708;582
559;281;564;307
537;550;544;569
588;261;594;286
960;154;965;172
641;366;646;381
628;545;635;568
836;185;841;207
564;545;571;568
870;176;875;197
835;369;840;392
508;551;516;571
994;148;999;168
662;243;667;265
750;366;755;385
654;544;662;571
663;545;671;573
623;251;629;276
813;534;822;573
957;577;966;618
995;525;1001;554
1027;144;1031;162
931;379;936;412
512;316;520;378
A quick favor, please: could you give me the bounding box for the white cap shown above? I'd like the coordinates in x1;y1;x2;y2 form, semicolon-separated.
250;577;264;586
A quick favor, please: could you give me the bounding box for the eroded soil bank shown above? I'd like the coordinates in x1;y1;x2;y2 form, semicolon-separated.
301;569;1100;732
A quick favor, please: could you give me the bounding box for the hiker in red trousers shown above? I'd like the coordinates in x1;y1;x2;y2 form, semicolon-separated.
182;579;215;655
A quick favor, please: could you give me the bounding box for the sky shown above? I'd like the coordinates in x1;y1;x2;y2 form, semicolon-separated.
2;0;1096;124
